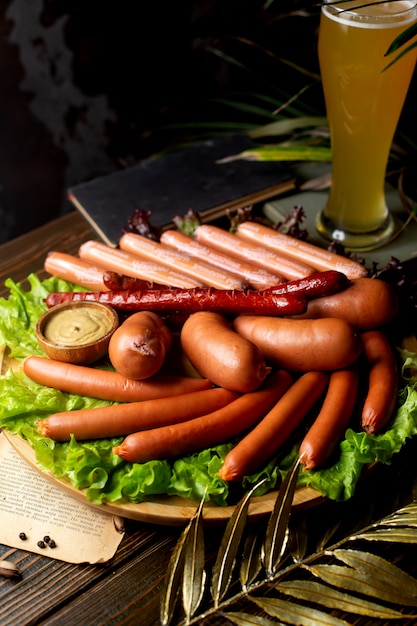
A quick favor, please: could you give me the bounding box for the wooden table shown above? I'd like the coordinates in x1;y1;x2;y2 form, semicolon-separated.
1;211;417;626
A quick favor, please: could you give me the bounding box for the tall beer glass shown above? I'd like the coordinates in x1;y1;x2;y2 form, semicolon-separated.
316;0;417;251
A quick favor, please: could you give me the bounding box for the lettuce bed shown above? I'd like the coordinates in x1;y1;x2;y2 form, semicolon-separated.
1;274;417;506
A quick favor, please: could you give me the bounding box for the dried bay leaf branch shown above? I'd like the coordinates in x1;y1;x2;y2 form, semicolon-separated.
211;480;266;607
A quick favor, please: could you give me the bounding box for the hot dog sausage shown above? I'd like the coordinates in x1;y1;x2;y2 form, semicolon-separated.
180;311;269;392
44;251;109;291
160;229;284;290
299;366;359;470
218;371;329;481
79;240;205;289
36;387;239;441
23;355;213;402
194;224;317;281
292;277;399;330
232;316;362;371
360;330;398;434
113;370;293;463
119;232;249;290
236;221;368;279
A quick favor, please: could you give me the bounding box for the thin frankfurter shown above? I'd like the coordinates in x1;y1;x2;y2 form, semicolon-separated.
292;277;399;330
119;232;249;290
232;315;362;371
44;251;109;291
299;366;359;470
194;224;317;281
23;355;212;402
361;330;398;434
79;240;205;289
160;229;284;290
36;387;239;441
112;370;293;463
180;311;269;392
218;371;329;481
236;221;368;279
45;287;308;316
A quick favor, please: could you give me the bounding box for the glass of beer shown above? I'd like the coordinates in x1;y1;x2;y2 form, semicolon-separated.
316;0;417;251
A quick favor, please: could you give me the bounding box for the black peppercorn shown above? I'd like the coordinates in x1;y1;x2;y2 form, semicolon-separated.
37;540;46;549
19;532;27;541
48;540;57;549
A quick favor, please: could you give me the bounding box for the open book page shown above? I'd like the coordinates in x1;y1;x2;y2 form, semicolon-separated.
0;434;124;563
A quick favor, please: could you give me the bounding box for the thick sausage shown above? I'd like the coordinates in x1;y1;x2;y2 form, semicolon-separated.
361;330;398;434
36;387;239;441
113;370;293;463
236;221;368;279
79;240;205;289
218;371;329;481
23;355;212;402
44;251;109;291
119;232;249;290
232;316;362;371
194;224;317;281
299;366;359;470
181;311;269;392
108;311;172;380
292;277;399;330
160;229;284;290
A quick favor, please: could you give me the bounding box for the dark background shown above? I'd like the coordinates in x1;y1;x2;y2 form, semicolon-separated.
0;0;415;244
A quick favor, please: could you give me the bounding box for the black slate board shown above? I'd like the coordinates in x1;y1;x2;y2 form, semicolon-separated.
68;134;295;246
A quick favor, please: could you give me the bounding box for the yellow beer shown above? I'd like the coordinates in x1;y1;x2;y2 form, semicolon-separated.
316;0;417;250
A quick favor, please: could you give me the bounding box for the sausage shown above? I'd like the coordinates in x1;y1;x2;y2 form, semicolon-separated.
232;315;362;371
194;224;317;281
236;221;368;279
180;311;269;392
119;232;249;290
45;287;308;317
217;371;329;481
23;355;213;402
36;387;239;441
79;240;205;289
360;330;398;434
160;229;284;290
292;277;399;330
263;270;350;300
113;370;293;463
103;271;168;291
108;311;172;380
44;251;109;291
299;366;359;470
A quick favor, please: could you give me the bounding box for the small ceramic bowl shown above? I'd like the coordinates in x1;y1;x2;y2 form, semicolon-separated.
36;301;119;364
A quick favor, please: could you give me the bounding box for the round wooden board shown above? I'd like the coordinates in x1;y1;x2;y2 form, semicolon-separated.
4;431;324;527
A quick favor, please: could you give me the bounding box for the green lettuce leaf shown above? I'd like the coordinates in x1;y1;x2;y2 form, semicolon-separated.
1;274;417;507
